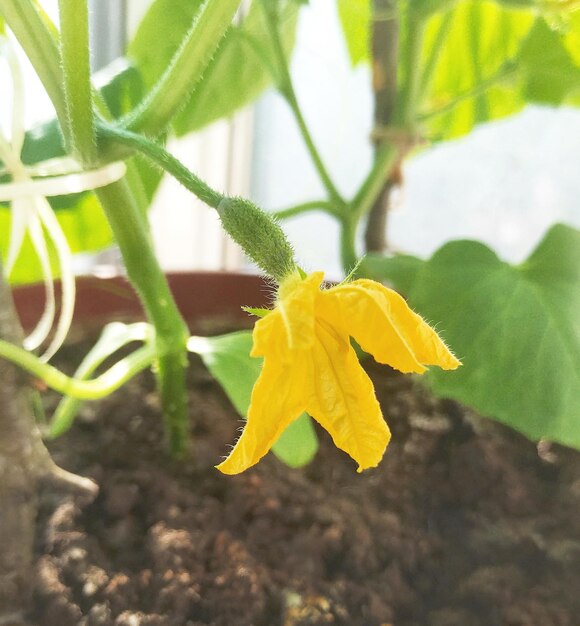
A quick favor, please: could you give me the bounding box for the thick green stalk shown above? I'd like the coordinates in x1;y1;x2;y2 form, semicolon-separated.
0;0;67;124
58;0;96;164
96;179;190;456
123;0;240;136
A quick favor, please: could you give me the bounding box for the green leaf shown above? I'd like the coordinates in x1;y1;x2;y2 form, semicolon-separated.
420;1;534;140
191;330;319;468
420;3;580;140
386;224;580;449
337;0;371;66
337;2;580;140
128;0;204;93
517;18;580;104
241;305;271;317
271;413;319;468
129;0;301;137
362;253;423;294
49;322;150;437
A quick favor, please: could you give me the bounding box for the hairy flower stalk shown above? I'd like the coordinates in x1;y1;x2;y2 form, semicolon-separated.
218;271;461;475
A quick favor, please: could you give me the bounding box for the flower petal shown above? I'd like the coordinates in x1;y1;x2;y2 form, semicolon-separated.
306;320;390;472
321;280;460;373
216;354;309;475
320;282;425;373
252;271;324;357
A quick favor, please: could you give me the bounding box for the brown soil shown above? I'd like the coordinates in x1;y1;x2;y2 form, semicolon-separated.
32;339;580;626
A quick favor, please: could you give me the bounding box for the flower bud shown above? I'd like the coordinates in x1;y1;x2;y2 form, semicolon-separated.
217;196;296;281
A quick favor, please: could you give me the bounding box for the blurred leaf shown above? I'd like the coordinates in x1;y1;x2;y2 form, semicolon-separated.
20;118;66;166
420;2;580;140
362;253;423;294
128;0;204;93
95;58;145;119
518;18;580;104
420;1;533;140
129;0;301;137
337;0;371;66
378;224;580;449
174;1;301;135
192;330;319;468
271;414;319;468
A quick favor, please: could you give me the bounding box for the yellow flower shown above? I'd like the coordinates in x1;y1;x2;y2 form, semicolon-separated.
217;271;461;475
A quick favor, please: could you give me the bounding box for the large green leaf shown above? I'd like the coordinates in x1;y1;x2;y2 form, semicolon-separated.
374;224;580;449
129;0;301;137
517;18;580;105
192;330;319;469
421;3;580;138
337;0;580;140
420;1;534;140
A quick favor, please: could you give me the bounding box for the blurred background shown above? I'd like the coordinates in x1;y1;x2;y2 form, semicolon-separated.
6;0;580;279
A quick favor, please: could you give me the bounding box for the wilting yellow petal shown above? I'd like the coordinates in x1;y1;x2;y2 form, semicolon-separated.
361;280;461;370
321;279;460;373
251;271;323;357
216;353;309;475
218;270;460;475
306;319;391;472
319;282;426;373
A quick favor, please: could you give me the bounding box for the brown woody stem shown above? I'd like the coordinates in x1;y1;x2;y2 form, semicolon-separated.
0;263;97;623
364;0;400;253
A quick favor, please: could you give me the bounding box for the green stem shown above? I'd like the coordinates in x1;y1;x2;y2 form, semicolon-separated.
95;179;190;456
99;124;296;281
58;0;96;164
260;2;345;207
0;0;67;124
98;123;223;207
123;0;240;137
394;13;426;127
351;142;398;220
0;339;154;400
340;215;359;275
274;200;339;220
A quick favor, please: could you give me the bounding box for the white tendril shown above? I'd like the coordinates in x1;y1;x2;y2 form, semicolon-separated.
0;34;125;360
0;161;127;201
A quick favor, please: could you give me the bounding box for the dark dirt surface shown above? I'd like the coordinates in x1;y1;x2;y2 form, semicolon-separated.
32;339;580;626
